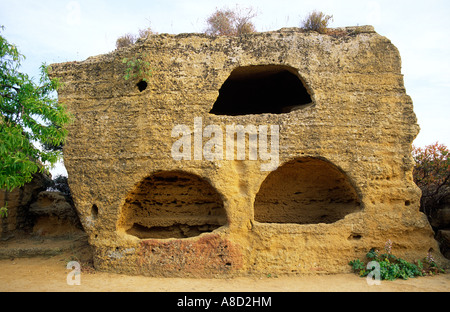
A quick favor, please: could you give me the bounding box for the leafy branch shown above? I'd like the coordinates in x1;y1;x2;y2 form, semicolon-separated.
1;27;72;193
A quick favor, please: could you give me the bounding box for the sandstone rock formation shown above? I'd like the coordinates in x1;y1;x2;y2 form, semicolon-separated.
30;191;82;237
49;26;448;277
1;173;83;240
1;176;86;260
1;173;50;239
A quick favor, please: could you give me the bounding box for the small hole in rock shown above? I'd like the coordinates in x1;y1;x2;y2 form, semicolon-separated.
349;234;362;240
405;200;411;206
91;204;99;219
137;80;148;92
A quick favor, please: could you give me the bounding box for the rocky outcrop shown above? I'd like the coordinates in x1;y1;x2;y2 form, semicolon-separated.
29;191;82;237
1;178;85;260
0;173;50;239
1;174;83;241
49;26;448;277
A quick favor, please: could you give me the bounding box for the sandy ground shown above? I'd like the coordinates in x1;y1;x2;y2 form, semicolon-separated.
1;251;449;292
0;235;449;292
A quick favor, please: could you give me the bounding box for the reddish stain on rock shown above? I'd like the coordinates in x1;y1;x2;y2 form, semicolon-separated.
137;234;243;277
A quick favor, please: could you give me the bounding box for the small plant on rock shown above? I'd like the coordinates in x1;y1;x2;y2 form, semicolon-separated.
205;6;257;36
0;202;7;218
301;10;333;34
116;27;155;49
116;33;137;49
122;53;153;82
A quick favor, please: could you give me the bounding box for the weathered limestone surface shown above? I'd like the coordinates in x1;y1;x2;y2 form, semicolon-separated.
49;26;447;277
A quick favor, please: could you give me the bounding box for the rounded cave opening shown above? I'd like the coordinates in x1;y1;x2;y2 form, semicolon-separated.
254;157;361;224
118;171;227;239
209;65;313;116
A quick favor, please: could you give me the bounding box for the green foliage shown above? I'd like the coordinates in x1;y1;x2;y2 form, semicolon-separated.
205;6;257;36
116;25;155;82
301;10;333;34
0;202;7;218
349;258;365;271
0;27;71;193
349;241;446;281
122;53;153;82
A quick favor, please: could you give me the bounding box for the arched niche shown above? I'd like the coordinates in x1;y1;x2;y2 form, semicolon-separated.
119;171;227;239
254;157;361;224
209;65;313;116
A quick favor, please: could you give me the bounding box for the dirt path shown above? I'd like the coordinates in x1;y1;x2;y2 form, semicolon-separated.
0;235;449;292
1;251;449;292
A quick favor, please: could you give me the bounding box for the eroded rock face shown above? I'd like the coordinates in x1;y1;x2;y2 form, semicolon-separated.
1;173;50;238
29;191;83;237
49;26;447;276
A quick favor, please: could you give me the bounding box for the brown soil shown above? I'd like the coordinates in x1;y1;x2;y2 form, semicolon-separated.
1;235;449;292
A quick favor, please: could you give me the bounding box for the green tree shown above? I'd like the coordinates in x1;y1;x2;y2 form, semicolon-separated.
0;27;71;193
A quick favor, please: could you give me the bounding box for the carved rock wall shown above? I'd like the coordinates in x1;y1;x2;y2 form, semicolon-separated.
49;26;447;276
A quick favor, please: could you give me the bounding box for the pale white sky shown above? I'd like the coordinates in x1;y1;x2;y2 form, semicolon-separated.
1;0;449;176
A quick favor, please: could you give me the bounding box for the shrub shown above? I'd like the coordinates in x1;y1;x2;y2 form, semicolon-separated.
116;33;136;49
412;142;450;218
205;6;257;36
138;27;154;39
205;8;235;36
301;10;333;34
233;7;257;35
349;241;445;281
116;27;155;49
